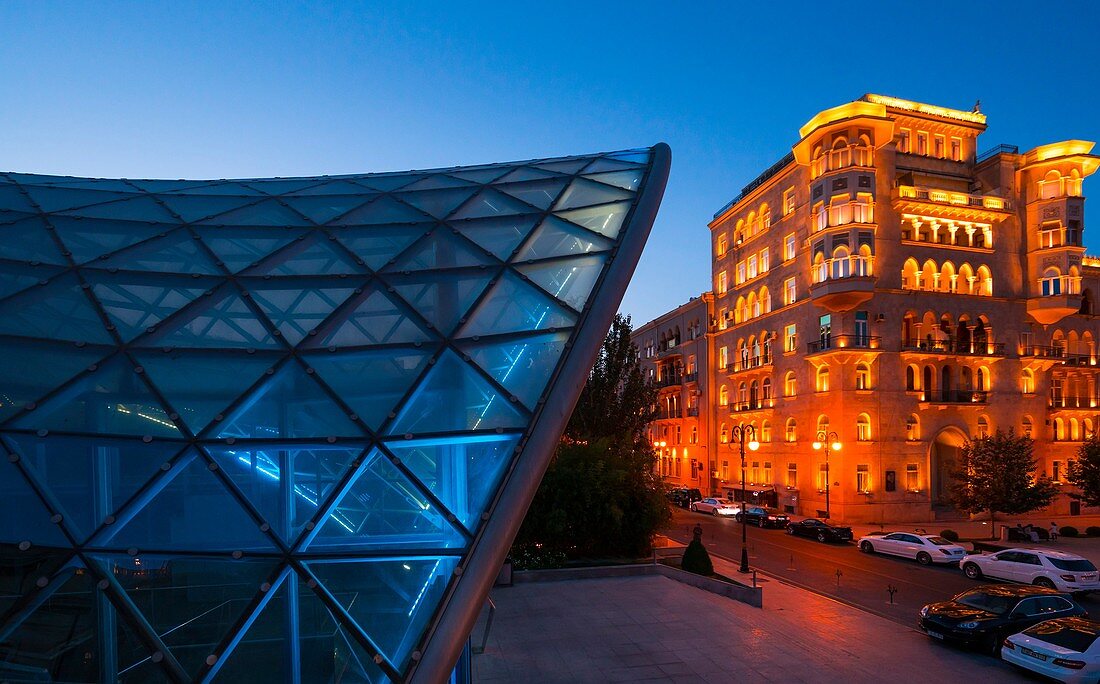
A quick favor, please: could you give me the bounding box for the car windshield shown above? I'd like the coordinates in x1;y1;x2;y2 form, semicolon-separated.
1049;558;1097;572
926;537;952;546
956;591;1015;616
1024;619;1100;652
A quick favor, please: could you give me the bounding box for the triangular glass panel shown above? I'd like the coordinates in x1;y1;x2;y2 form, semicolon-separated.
450;188;537;220
0;216;67;264
495;178;569;211
531;158;590;174
4;434;183;543
583;169;645;191
553;178;633;211
162;180;269;196
242;234;368;276
244;178;331;195
22;185;133;213
355;173;423;193
288;179;378;196
306;450;466;551
96;229;223;275
397;174;476;192
205;445;362;546
0;272;113;344
515;254;606;311
455;330;570;411
0;338;113;423
247;283;358;345
0;261;60;300
12;354;182;438
60;195;181;223
87;271;212;342
141;284;283;350
207;572;293;683
606;150;651;164
281;195;373;225
0;183;38;213
308;348;432;431
133;348;282;434
393;187;474;220
296;571;389;683
113;592;182;683
330;224;431;270
514;215;614;261
456;271;577;337
155;193;263;223
197;199;312;226
383;229;495;272
0;545;75;622
0;457;70;547
445;166;510;184
91;553;279;679
450;214;538;260
193;225;305;273
582;157;644;173
307;558;461;673
387;270;493;337
302;286;436;348
49;215;170;264
130;178;229;193
493;167;561;183
101;450;278;552
389;349;527;435
386;433;522;532
333;195;429;225
554;200;632;240
212;361;364;440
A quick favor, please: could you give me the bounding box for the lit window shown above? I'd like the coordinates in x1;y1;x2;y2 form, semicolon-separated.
855;363;870;390
784;233;797;261
783;188;796;216
1053;460;1064;482
761;420;771;442
736;261;746;285
763;461;772;484
784;324;797;353
784;370;796;397
720;424;729;444
747;255;758;280
934;135;945;158
950;138;962;161
856;414;871;441
721;460;729;480
906;414;920;441
786;463;797;488
717;271;728;295
1022;416;1033;438
816;367;830;392
917;132;928;155
905;464;919;491
976;416;990;439
784;277;796;306
718;307;728;331
817;463;828;490
716;233;728;258
785;418;797;442
760;248;770;273
856;465;870;493
899;129;910;153
719;346;729;370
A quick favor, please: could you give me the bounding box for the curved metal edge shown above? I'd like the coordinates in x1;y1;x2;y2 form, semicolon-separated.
408;142;671;684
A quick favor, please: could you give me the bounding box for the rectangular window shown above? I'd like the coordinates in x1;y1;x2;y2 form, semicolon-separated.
818;464;828;490
763;461;772;484
747;255;758;279
899;129;910;153
716;233;728;258
783;188;796;216
917;132;928;155
855;311;869;347
857;465;870;493
760;248;769;273
784;277;796;306
721;460;729;481
950;138;962;161
675;425;681;444
784;324;797;352
736;261;746;285
784;233;797;261
719;346;729;370
718;307;728;331
1053;460;1063;482
856;419;870;441
934;135;945;158
905;464;919;491
786;463;797;488
717;270;728;295
751;461;760;484
813;201;826;232
819;314;832;349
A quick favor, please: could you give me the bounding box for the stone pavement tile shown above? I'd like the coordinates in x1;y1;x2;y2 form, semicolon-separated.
606;665;670;681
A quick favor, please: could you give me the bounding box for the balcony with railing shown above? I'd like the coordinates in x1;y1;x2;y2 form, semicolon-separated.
810;145;874;179
655;407;683;420
901;338;1006;357
657;342;683;357
812;201;874;233
730;352;773;373
656;374;683;388
809;255;876;311
1029;275;1083;325
1049;394;1098;410
895;185;1010;212
921;389;989;404
686;406;700;417
806;334;880;355
683;371;699;383
730;399;772;413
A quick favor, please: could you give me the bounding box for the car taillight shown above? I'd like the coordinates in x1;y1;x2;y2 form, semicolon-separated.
1061;574;1077;582
1053;658;1086;670
1002;640;1016;651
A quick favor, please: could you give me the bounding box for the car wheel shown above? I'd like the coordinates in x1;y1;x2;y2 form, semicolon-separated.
986;632;1003;657
786;527;795;535
963;562;982;580
816;531;827;543
689;504;696;512
860;541;874;554
1034;576;1056;589
735;514;742;522
916;552;933;566
758;518;766;528
713;509;719;517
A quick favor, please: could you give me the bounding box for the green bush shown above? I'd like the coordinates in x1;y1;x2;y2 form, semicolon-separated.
1086;526;1100;537
510;543;567;570
681;538;713;576
1062;525;1080;538
939;529;960;542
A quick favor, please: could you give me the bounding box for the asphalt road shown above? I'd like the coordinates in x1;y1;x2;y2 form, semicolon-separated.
664;507;1100;627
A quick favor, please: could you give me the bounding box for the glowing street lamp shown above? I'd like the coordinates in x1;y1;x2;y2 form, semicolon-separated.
730;424;760;573
812;430;841;520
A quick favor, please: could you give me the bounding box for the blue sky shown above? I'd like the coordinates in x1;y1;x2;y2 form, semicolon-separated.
2;2;1098;326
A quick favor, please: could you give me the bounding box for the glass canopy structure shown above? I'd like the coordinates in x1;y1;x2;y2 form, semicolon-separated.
0;144;670;683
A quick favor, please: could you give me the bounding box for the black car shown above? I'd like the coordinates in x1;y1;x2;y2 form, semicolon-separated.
736;506;790;529
785;518;853;543
918;584;1087;654
667;488;702;508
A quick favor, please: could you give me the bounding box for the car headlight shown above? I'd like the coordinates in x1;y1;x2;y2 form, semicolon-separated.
919;606;928;617
958;621;980;629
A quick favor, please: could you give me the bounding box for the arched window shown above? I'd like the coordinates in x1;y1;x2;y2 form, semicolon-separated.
958;263;975;294
785;418;797;442
1054;417;1065;441
816;366;830;392
738;382;748;406
1021;369;1034;394
759;286;771;314
690;426;698;444
1070;417;1080;441
940;261;956;293
977;265;993;296
856;413;871;441
760;203;771;231
1022;415;1033;438
748;291;759;318
719;385;729;407
906;414;920;441
906;365;918;391
902;258;919;290
1085;418;1095;440
749;380;760;408
922;259;938;290
831;246;850;279
1041;169;1062;200
720;423;729;444
1043;267;1062;296
816;414;830;435
855;363;871;390
734;296;745;323
762;378;773;403
761;420;772;443
976;416;990;439
784;371;797;397
976;367;989;392
812;145;825;178
1068;169;1083;196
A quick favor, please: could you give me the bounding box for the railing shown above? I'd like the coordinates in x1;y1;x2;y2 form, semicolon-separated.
683;371;699;383
1050;395;1097;409
976;144;1019;164
810;146;875;178
901;339;1006;356
730;400;770;412
1022;345;1066;358
896;185;1008;210
1061;354;1096;367
923;390;988;404
714;152;796;217
656;374;683;388
731;352;772;372
806;334;880;354
811;255;874;284
656;408;683;420
686;406;700;417
1038;275;1082;296
657;343;683;356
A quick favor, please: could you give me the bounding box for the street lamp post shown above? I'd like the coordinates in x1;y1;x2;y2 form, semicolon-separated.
812;430;842;520
730;424;759;573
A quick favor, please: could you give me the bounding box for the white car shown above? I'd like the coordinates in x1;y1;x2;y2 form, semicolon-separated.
1003;616;1100;682
857;532;967;565
962;549;1100;593
690;498;740;516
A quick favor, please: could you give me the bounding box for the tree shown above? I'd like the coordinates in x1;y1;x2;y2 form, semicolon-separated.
949;429;1059;537
1068;436;1100;506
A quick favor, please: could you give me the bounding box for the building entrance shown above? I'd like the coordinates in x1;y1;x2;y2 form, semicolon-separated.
930;428;967;508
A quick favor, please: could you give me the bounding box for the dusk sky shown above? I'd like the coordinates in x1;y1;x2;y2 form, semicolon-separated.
2;2;1097;327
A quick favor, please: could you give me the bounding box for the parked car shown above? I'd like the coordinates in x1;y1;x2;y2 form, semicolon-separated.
785;518;853;543
858;532;968;565
690;498;740;516
667;488;702;508
1002;616;1100;682
919;584;1086;655
961;549;1100;594
736;506;790;529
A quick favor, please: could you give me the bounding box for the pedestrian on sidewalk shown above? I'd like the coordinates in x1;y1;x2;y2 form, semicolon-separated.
1049;522;1060;541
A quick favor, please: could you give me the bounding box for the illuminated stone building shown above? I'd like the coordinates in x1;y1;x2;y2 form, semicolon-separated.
633;294;714;492
704;94;1099;522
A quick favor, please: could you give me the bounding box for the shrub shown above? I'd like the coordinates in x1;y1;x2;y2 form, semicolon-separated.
681;538;713;576
939;529;960;542
509;543;567;570
1061;526;1080;538
1086;526;1100;537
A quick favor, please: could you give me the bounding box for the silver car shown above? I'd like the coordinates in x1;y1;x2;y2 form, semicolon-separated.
690;498;740;516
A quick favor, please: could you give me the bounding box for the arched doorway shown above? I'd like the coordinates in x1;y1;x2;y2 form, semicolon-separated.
930;427;968;510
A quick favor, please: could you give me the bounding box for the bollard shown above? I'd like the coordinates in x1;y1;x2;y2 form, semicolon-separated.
887;584;898;604
752;570;757;588
835;568;842;587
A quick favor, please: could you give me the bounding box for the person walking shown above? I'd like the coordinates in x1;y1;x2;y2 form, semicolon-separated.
1049;522;1060;542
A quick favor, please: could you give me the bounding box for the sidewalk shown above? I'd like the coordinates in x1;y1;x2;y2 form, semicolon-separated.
471;554;1023;683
